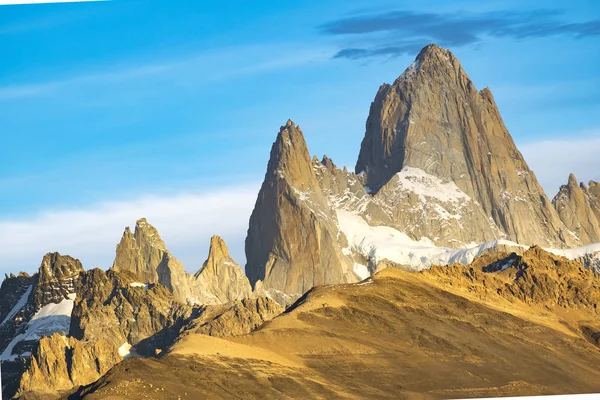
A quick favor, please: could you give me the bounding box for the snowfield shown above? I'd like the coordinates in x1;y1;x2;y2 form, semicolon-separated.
1;296;75;361
337;209;599;271
392;167;472;204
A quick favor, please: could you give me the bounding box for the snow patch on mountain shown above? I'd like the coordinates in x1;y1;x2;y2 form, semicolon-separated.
393;167;472;204
130;282;149;289
547;243;600;259
118;342;139;359
0;285;32;327
337;209;525;270
353;263;370;280
1;297;74;361
337;207;600;273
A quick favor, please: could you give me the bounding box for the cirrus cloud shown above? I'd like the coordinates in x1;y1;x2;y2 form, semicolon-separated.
322;9;600;59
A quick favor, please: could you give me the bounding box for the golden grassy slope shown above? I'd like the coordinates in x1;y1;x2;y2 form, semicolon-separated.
75;249;600;399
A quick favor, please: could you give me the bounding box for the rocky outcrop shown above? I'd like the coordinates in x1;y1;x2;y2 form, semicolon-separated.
355;44;577;249
111;219;194;304
424;246;600;310
33;253;83;310
16;333;121;399
588;181;600;201
16;268;198;398
70;268;194;354
553;174;600;244
245;120;357;294
193;236;253;305
180;297;284;338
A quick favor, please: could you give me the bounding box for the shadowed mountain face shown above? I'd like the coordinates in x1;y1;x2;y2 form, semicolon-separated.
245;120;357;295
74;248;600;400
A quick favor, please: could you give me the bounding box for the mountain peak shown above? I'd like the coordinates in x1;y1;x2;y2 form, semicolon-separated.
205;236;231;267
416;43;452;61
194;236;252;304
356;45;575;248
35;252;83;310
393;44;460;84
133;218;165;249
568;173;579;187
265;119;317;192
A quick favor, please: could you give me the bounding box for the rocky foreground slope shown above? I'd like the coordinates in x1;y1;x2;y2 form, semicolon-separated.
72;248;600;399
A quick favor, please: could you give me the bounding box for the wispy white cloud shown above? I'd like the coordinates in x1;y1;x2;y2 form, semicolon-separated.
0;43;332;100
0;183;260;276
519;132;600;197
0;63;178;99
0;0;105;5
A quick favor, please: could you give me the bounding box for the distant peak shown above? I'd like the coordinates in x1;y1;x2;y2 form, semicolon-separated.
416;43;453;63
394;44;461;85
277;119;304;143
38;252;83;283
123;218;166;249
208;235;231;261
266;120;315;189
321;155;336;171
136;217;149;227
568;173;578;187
196;235;236;278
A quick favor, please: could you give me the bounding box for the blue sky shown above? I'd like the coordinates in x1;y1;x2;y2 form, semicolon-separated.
1;0;599;275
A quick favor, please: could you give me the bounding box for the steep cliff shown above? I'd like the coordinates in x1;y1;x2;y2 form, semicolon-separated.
355;44;577;248
245;120;357;294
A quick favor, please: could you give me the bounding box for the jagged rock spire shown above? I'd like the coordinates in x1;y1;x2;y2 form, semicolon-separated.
245;120;354;294
34;252;83;310
199;235;232;275
111;218;192;304
193;236;252;304
553;174;600;244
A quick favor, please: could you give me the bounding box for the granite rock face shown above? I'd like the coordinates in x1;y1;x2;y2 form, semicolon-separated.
112;220;261;307
33;253;82;310
111;219;193;304
193;236;253;305
16;333;121;399
553;174;600;244
180;296;284;338
70;268;194;353
245;120;357;295
244;45;590;299
355;44;577;249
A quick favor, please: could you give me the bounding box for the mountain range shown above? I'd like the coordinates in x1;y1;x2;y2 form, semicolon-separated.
1;44;599;399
